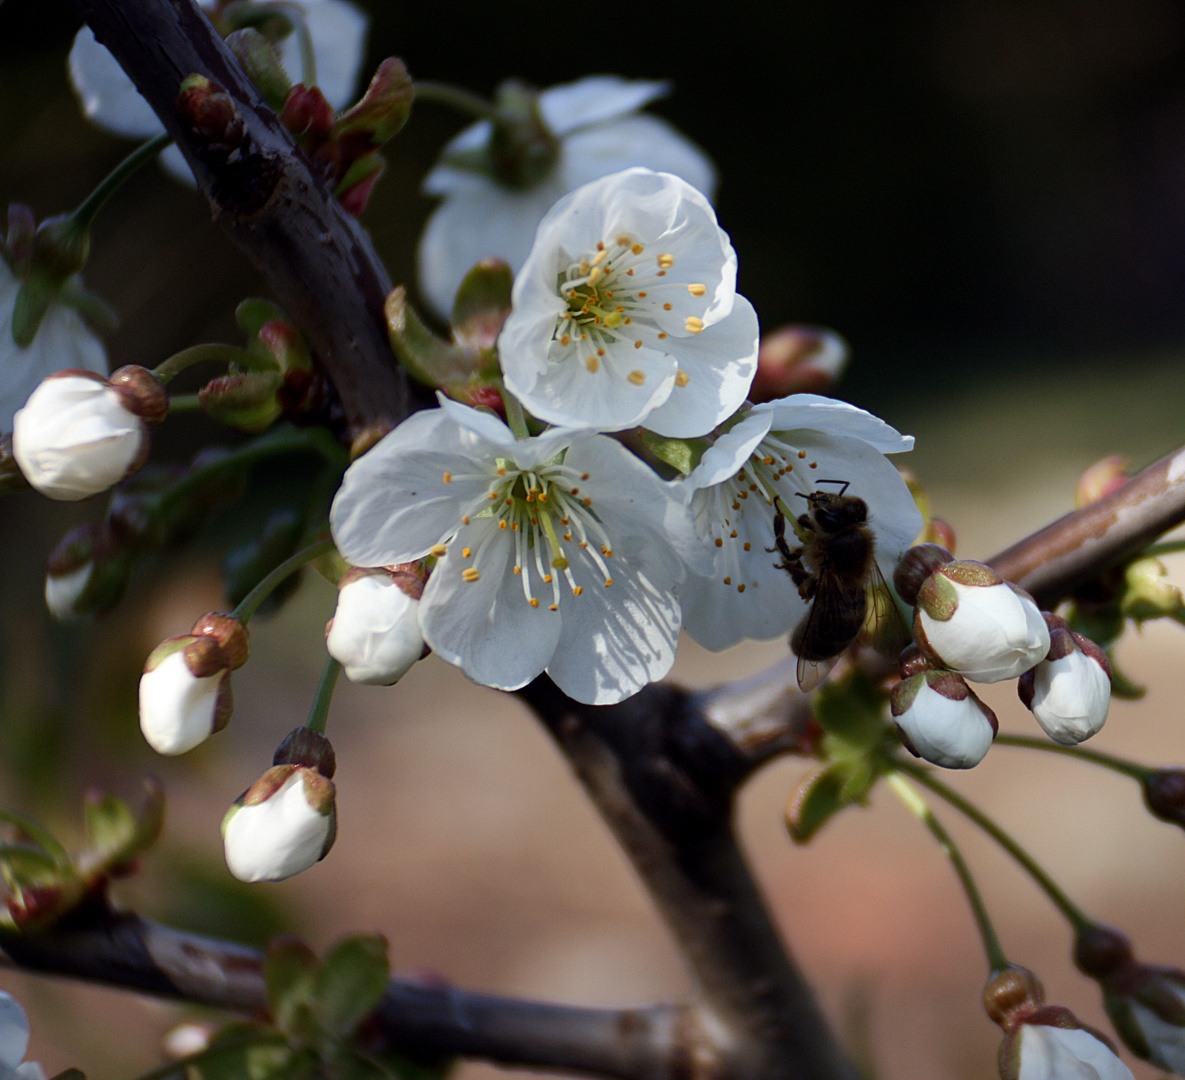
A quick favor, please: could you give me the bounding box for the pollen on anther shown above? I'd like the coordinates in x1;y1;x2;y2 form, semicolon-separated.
560;334;571;346
462;547;472;558
601;545;614;557
513;566;522;575
529;598;539;608
634;340;643;349
675;369;689;387
737;584;746;593
685;316;705;334
543;574;553;584
657;253;674;268
798;450;807;459
462;568;481;582
658;332;668;339
442;471;452;484
762;455;776;465
573;585;584;596
628;370;645;384
688;283;707;296
498;520;508;530
597;348;605;357
638;291;648;298
723;576;732;585
548;603;558;611
663;303;672;311
631;243;644;255
810;461;818;469
581;473;590;480
596;241;605;251
604;578;614;587
496;467;507;475
743;542;751;551
714;538;723;547
730;530;738;538
488;491;498;499
586;355;600;372
462;515;470;525
430;544;447;557
626;268;634;276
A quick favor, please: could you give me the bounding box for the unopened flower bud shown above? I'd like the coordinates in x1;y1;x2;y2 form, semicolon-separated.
272;727;336;777
1142;769;1185;831
749;325;848;401
222;764;336;882
891;669;998;769
1077;455;1131;508
45;521;132;620
1121;556;1185;624
913;561;1049;682
1018;616;1112;745
986;965;1134;1080
0;988;45;1080
12;368;164;500
326;564;427;685
893;543;954;606
138;614;248;755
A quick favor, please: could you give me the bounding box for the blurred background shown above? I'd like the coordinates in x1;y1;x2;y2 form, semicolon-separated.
3;1;1185;1077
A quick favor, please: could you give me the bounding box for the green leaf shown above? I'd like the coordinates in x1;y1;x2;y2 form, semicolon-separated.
314;934;390;1038
785;761;875;843
813;669;890;752
0;807;70;866
0;843;70;884
265;937;321;1036
82;792;136;863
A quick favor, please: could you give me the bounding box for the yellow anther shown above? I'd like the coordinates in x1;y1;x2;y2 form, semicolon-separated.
688;283;707;296
628;370;646;385
714;538;723;547
430;544;447;557
685;316;705;334
604;578;614;587
573;585;584;596
723;576;732;585
498;520;508;530
743;542;751;551
529;598;539;608
462;547;471;558
663;303;672;311
675;369;689;387
513;566;522;575
634;340;643;349
737;584;746;593
442;471;452;483
587;266;604;287
658;332;668;340
593;247;608;264
543;574;553;584
549;604;558;611
560;334;571;346
798;450;807;459
586;355;600;372
631;243;644;254
603;311;623;328
601;545;614;557
657;253;674;268
638;291;648;298
462;568;481;582
462;515;471;525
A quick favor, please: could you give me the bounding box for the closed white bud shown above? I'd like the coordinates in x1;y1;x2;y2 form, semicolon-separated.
0;989;46;1080
326;565;426;685
12;368;164;500
222;765;336;883
891;669;997;769
1019;619;1112;745
914;560;1049;683
1009;1024;1134;1080
45;561;94;621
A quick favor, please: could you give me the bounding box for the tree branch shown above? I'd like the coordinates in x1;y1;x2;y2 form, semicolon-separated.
62;0;414;445
0;907;684;1079
518;679;860;1080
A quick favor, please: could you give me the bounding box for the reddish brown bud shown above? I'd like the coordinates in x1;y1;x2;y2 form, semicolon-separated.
190;612;250;669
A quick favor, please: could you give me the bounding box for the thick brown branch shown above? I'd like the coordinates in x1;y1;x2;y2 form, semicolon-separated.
519;679;859;1080
988;442;1185;608
0;908;682;1079
63;0;412;444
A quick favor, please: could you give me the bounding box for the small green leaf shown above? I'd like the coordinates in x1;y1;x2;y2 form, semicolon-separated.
0;807;71;866
785;760;876;843
82;792;136;864
265;937;321;1036
0;843;70;884
236;299;288;339
314;934;390;1038
385;287;474;387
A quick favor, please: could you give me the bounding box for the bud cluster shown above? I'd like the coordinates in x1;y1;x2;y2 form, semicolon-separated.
890;546;1112;769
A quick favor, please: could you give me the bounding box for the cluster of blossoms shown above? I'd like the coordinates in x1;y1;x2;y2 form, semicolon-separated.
889;544;1113;769
330;166;923;704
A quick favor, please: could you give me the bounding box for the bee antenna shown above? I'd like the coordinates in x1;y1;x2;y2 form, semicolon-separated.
794;492;810;502
816;479;850;495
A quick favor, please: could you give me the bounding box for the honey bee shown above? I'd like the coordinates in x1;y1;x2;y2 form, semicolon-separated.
772;481;904;690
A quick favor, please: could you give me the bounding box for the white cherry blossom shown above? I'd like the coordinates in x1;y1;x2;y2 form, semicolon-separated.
326;567;425;685
498;168;758;436
0;990;45;1080
330;397;705;704
1;257;106;431
891;670;997;769
418;76;716;321
69;0;368;181
679;395;921;651
1010;1024;1134;1080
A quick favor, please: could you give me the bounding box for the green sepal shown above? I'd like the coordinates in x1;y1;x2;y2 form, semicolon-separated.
199;370;285;432
785;759;877;844
227;28;292;110
0;843;68;884
0;807;71;866
333;59;413;147
184;1026;296;1080
10;277;54;347
334;152;385;200
265;936;321;1036
314;934;391;1039
637;431;708;477
236;298;289;340
451;259;512;354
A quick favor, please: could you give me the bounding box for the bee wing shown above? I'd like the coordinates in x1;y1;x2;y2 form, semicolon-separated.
792;574;863;692
859;559;912;660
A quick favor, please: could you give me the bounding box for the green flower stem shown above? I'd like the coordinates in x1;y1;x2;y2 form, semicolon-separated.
994;733;1152;782
157;425;346;518
413;80;500;122
166;392;203;413
1144;540;1185;558
232;535;335;624
153;343;250;384
895;758;1094;933
305;655;341;736
886;771;1010;974
69;132;172;235
503;388;531;441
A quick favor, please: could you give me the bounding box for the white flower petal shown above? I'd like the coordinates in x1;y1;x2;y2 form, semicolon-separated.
539;76;671;135
327;574;423;685
223;771;333;883
419;517;563;692
755;395;916;455
68;27;162;139
1130;1000;1185;1072
1029;649;1110;745
893;679;995;769
0;261;107;431
287;0;369;109
139;652;222;755
642;294;760;438
1017;1024;1134;1080
0;992;30;1071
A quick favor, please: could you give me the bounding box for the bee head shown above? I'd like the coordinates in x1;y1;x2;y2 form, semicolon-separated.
804;489;867;531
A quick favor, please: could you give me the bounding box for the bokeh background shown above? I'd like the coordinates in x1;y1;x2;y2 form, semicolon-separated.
3;2;1185;1078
